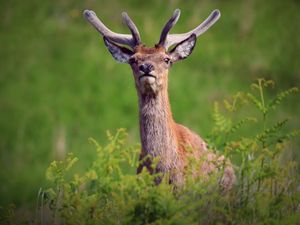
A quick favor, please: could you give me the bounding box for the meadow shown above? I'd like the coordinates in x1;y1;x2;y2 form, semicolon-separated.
0;0;299;222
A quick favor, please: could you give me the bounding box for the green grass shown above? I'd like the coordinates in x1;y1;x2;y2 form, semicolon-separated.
3;85;300;224
0;0;299;211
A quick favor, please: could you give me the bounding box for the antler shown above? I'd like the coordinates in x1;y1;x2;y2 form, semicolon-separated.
158;9;221;49
158;9;181;47
83;10;141;48
122;12;141;46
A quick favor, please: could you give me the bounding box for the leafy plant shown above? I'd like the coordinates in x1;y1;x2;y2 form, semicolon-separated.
1;79;299;225
207;79;300;224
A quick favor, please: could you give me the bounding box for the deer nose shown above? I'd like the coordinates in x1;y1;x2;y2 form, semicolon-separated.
139;63;154;74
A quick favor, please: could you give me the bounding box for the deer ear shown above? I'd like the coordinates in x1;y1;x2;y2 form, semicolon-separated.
103;37;133;63
168;34;197;63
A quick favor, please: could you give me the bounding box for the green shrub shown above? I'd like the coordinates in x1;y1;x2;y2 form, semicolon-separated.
1;79;299;225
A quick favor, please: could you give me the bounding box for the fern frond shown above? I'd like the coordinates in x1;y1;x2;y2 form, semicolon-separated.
268;87;299;110
256;119;289;142
212;102;232;133
223;92;248;112
277;129;300;143
246;93;266;113
251;79;275;90
228;117;257;134
262;79;275;88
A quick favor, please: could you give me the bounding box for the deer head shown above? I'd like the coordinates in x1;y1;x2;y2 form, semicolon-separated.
83;9;220;95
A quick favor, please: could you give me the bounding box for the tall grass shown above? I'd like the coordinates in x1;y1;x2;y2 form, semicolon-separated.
1;79;299;224
1;0;299;214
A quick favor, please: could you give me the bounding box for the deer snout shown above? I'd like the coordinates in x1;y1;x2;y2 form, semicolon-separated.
139;63;154;74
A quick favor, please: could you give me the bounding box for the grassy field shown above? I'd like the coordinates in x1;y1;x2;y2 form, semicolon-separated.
0;0;299;211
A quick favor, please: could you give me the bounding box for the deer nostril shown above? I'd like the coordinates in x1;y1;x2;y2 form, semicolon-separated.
139;64;145;72
148;64;154;71
139;63;154;74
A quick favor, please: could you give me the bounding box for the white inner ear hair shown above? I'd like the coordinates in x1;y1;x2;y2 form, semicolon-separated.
107;43;130;63
177;39;195;58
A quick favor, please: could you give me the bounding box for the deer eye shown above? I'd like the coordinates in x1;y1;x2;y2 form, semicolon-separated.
164;57;171;64
129;57;137;64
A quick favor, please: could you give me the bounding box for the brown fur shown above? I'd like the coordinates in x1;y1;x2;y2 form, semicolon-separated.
105;42;235;189
130;46;235;189
87;8;234;189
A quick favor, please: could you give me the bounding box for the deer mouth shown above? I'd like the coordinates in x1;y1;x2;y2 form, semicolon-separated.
139;74;156;85
139;74;156;80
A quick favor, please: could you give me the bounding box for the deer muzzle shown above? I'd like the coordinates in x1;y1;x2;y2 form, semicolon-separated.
139;74;156;85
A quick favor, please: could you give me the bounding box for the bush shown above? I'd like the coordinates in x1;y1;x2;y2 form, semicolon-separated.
1;79;299;225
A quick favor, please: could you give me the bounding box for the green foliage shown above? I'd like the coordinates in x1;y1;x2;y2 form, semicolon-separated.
2;79;298;225
1;0;300;208
207;79;300;224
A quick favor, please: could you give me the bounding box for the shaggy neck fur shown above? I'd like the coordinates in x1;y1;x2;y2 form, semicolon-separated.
138;87;179;172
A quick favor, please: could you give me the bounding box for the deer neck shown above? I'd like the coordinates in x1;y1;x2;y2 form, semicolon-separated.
138;86;178;170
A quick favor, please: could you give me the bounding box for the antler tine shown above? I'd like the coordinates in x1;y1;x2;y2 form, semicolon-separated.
122;12;141;46
83;9;136;48
158;9;181;47
165;9;221;49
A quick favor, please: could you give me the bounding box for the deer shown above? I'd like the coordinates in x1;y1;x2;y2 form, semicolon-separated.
83;8;235;190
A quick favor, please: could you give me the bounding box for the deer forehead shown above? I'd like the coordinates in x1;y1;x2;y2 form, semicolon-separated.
135;45;165;53
134;46;167;62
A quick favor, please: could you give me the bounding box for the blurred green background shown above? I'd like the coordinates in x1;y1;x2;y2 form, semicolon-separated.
0;0;299;210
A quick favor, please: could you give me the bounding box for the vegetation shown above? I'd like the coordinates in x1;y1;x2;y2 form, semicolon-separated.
0;0;299;223
1;79;299;224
